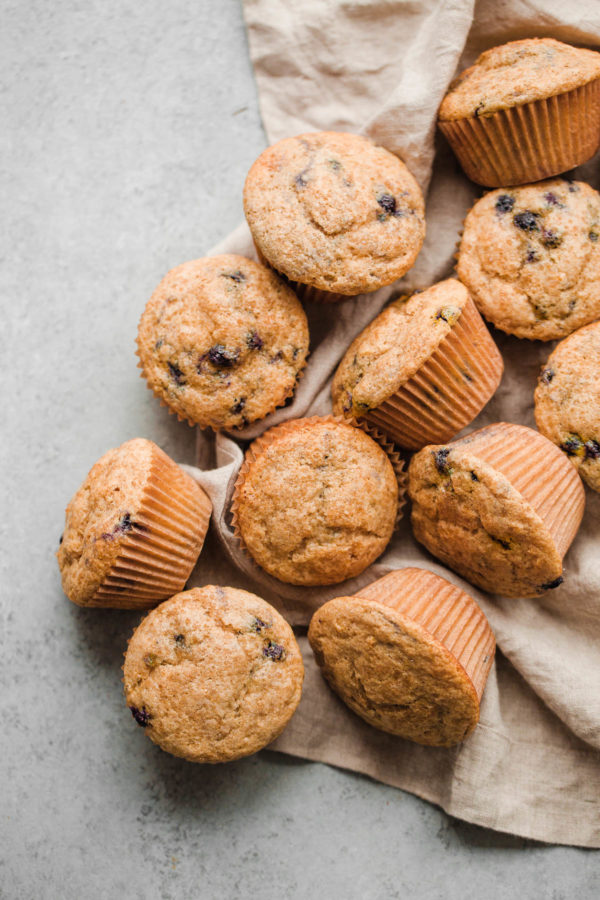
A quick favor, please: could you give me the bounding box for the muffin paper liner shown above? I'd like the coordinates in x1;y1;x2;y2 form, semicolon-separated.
135;323;309;433
451;423;585;560
439;79;600;187
254;243;360;304
356;567;495;701
362;295;503;450
89;447;212;609
230;415;407;562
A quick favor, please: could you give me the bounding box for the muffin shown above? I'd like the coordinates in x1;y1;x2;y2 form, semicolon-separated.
439;38;600;186
123;586;304;763
331;278;503;449
137;255;309;429
457;179;600;341
231;416;403;586
243;131;425;303
408;423;585;598
308;567;495;746
535;321;600;491
57;438;212;608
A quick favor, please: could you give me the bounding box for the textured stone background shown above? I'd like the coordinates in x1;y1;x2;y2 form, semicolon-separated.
1;1;598;896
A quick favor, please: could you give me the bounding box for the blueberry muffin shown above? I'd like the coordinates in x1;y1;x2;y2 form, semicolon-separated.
439;38;600;186
123;586;304;763
57;439;212;608
231;417;403;586
308;568;495;746
535;321;600;491
408;423;585;598
243;132;425;302
457;179;600;340
331;278;503;449
137;255;309;429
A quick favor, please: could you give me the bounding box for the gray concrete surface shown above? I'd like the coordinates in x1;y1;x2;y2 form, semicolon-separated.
1;1;598;897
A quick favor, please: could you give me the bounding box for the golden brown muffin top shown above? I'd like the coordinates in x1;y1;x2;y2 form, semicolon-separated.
408;424;585;598
439;38;600;121
137;255;309;430
123;586;304;763
57;439;157;605
243;132;425;294
331;279;470;416
457;179;600;341
308;595;480;747
535;321;600;492
234;418;399;586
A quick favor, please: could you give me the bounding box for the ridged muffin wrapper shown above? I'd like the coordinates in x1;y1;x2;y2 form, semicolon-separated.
362;295;503;450
451;422;585;560
230;415;408;560
135;324;309;432
90;446;212;609
439;79;600;187
254;243;358;304
356;567;495;702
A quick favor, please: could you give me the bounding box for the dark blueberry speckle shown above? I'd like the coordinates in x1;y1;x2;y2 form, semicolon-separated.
589;231;599;243
541;229;562;249
540;368;555;385
295;173;307;189
434;448;451;475
246;331;263;350
541;576;564;590
585;440;600;460
167;362;185;385
208;345;240;368
263;641;286;661
174;634;186;646
113;513;147;536
250;617;270;633
560;436;584;456
269;351;284;364
568;183;579;193
513;211;540;232
231;397;246;415
526;248;539;264
543;192;564;208
470;471;479;482
495;194;514;214
377;194;397;214
130;706;151;727
223;270;246;283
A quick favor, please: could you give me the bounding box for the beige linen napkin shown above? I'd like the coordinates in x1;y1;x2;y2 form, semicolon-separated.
182;0;600;847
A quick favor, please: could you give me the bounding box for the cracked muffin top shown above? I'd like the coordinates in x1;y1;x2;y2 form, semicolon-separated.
123;586;304;763
408;423;585;598
439;38;600;121
535;321;600;491
233;417;399;586
137;255;309;430
243;132;425;295
457;179;600;340
331;279;471;416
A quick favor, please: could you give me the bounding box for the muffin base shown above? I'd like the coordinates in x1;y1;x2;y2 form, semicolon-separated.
363;295;503;449
439;78;600;186
309;567;495;746
88;447;212;609
451;423;584;560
